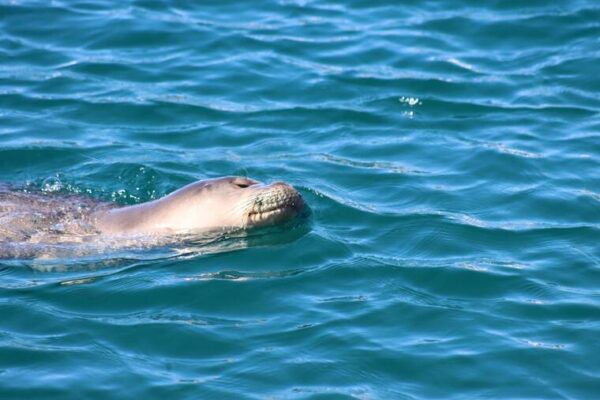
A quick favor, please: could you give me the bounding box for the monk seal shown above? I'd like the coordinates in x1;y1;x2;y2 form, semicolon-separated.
0;176;305;259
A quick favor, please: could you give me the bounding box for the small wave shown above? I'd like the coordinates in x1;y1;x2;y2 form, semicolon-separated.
184;268;307;282
314;153;426;175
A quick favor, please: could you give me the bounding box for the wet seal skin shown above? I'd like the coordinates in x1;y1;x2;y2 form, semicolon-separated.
0;177;305;259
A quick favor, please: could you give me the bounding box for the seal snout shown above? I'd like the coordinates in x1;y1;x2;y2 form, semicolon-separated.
270;181;305;212
245;181;304;227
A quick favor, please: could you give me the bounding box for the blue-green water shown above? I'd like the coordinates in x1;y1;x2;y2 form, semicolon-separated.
1;0;599;398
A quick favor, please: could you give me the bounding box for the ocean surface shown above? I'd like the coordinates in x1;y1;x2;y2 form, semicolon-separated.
1;0;599;398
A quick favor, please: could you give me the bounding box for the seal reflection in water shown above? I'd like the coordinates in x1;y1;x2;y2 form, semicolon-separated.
0;177;305;259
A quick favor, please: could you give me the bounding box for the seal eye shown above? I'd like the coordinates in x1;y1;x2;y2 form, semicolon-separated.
232;178;257;189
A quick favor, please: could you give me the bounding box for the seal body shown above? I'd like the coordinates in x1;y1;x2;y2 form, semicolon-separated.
0;177;305;259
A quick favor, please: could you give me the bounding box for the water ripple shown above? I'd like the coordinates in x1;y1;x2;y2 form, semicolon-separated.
1;0;599;398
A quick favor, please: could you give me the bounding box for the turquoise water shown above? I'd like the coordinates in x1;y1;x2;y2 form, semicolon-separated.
1;0;599;397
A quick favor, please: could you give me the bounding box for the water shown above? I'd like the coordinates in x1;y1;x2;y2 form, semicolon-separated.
1;0;599;398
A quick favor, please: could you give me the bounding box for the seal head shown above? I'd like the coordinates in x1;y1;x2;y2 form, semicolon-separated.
94;177;305;235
